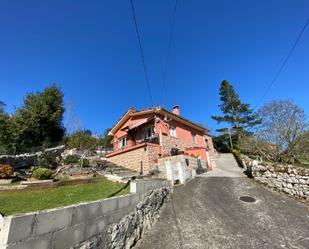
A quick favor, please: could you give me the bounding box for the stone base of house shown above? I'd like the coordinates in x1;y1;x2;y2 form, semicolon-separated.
106;143;159;175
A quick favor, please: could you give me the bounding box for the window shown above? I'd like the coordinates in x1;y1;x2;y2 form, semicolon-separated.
192;133;196;144
205;138;210;150
118;137;127;148
142;126;154;140
169;126;177;137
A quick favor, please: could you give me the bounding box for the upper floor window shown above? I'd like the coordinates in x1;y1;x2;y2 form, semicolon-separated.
118;136;127;148
205;138;210;150
169;126;177;137
142;126;154;140
192;133;197;144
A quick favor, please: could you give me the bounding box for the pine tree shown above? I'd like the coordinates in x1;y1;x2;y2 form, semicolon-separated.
0;101;5;114
212;80;261;146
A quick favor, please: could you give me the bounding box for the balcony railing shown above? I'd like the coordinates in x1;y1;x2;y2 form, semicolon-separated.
110;134;160;153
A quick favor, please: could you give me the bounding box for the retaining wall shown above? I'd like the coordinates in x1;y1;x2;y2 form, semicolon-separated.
240;155;309;199
0;180;170;249
158;155;207;184
106;145;152;174
0;146;65;169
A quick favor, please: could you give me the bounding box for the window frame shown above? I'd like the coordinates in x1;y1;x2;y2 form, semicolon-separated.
142;126;155;140
169;125;177;137
192;133;197;144
118;136;127;148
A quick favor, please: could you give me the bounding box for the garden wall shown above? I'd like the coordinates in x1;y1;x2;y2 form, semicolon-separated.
0;180;170;249
0;146;65;169
240;155;309;199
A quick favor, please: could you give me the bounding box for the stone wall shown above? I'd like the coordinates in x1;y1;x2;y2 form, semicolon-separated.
0;180;170;249
161;135;188;155
0;146;65;169
242;156;309;199
107;145;159;174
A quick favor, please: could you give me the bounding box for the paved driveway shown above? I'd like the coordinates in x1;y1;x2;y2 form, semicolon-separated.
136;154;309;249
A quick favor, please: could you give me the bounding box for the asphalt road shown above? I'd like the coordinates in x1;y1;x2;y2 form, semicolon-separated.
135;154;309;249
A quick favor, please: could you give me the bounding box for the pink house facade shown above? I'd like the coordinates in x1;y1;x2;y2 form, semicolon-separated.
106;106;215;174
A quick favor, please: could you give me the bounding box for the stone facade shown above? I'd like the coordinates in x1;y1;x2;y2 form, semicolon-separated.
160;134;188;155
240;155;309;199
107;145;159;174
0;180;170;249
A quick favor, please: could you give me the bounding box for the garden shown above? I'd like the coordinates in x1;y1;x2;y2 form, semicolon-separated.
0;176;129;216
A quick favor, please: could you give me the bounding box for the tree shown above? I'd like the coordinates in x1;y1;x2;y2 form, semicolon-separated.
0;113;10;154
66;130;98;151
212;80;261;146
64;101;84;133
99;128;113;147
0;85;65;153
257;100;308;162
293;130;309;162
0;101;6;114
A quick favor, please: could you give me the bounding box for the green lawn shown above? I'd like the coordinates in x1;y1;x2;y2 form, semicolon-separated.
0;179;129;216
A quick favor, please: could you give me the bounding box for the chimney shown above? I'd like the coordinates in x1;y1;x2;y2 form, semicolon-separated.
172;105;180;115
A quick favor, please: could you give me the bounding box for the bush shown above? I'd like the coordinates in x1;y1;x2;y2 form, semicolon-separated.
32;168;53;180
79;158;90;167
36;151;59;169
64;155;80;164
0;164;14;179
232;149;245;168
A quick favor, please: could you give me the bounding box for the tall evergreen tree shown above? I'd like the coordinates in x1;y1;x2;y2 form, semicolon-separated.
0;101;6;114
212;80;261;146
15;84;65;150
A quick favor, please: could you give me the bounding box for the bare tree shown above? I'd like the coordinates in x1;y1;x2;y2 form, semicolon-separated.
257;100;308;161
64;101;84;134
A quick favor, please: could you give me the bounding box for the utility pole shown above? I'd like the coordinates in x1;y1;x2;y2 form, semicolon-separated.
228;127;233;149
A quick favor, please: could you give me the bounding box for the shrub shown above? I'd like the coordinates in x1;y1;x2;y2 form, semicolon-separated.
64;155;80;164
32;168;53;180
0;164;14;179
36;151;59;169
232;149;245;168
79;158;90;167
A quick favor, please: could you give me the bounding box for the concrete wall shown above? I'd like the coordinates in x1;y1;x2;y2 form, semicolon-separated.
158;155;207;184
0;180;170;249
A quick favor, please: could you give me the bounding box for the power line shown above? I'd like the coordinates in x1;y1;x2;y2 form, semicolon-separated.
246;18;309;134
254;18;309;110
129;0;154;106
159;0;178;105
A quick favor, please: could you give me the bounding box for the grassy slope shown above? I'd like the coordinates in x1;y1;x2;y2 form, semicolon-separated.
0;179;129;216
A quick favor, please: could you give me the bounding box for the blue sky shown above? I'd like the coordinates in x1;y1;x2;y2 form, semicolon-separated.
0;0;308;134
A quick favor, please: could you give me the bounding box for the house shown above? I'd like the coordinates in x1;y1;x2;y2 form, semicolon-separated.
106;106;215;174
